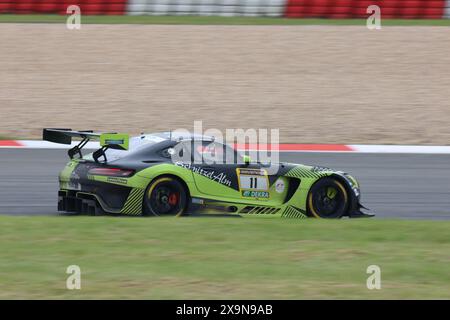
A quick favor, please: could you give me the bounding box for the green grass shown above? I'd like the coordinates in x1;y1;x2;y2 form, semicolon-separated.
0;134;18;140
1;14;450;26
0;216;449;299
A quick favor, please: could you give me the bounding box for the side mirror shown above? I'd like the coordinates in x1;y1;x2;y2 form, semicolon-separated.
242;155;251;166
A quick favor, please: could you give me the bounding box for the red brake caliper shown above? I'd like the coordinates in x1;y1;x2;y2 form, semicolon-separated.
168;193;179;206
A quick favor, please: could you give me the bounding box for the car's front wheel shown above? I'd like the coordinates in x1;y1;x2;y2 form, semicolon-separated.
144;177;188;216
307;178;349;219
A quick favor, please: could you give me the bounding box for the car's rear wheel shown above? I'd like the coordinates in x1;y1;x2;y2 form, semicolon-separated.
307;178;349;219
144;177;187;216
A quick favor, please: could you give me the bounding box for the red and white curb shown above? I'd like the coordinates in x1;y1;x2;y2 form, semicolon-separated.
2;140;450;154
0;140;101;149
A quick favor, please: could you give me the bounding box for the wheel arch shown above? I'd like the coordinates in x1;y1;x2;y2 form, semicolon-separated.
142;174;192;215
328;173;358;216
306;174;357;218
150;174;191;197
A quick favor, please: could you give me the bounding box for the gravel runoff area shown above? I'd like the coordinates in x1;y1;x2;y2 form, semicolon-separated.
1;24;449;144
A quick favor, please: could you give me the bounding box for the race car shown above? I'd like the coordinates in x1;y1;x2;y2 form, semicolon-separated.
43;128;373;219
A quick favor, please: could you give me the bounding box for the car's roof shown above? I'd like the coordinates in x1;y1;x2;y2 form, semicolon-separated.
102;132;228;163
138;132;215;143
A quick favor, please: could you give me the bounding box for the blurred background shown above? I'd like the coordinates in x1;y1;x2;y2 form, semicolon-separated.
1;0;450;300
0;0;450;144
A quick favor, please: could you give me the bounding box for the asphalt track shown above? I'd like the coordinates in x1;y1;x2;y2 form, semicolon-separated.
1;149;450;219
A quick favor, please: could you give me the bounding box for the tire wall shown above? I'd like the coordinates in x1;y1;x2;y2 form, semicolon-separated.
1;0;449;19
0;0;128;14
285;0;447;19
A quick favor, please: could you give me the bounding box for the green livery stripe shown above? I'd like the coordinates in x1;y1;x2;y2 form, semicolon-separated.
281;206;308;219
285;166;325;179
121;188;145;215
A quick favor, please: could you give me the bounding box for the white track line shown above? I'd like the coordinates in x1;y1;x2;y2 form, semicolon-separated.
2;140;450;154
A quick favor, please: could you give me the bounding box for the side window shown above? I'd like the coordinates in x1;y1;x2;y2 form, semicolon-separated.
169;141;192;163
196;141;240;164
198;142;224;164
162;141;242;164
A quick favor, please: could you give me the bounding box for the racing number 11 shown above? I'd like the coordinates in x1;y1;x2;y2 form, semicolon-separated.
239;174;268;191
249;177;258;189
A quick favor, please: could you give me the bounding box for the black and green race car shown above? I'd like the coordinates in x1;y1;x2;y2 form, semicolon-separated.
43;128;372;219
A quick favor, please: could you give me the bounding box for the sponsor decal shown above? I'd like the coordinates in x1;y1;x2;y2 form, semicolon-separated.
176;162;232;187
238;168;266;176
107;177;128;185
274;179;285;193
105;139;124;145
242;191;269;198
237;168;270;199
69;172;82;190
311;166;333;173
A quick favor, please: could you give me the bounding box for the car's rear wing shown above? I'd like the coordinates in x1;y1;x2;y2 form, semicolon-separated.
43;128;101;145
43;128;129;161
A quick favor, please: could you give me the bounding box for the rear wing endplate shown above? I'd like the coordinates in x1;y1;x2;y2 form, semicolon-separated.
43;128;129;161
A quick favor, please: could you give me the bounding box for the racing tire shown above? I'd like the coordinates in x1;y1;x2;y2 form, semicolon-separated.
143;177;188;217
307;178;349;219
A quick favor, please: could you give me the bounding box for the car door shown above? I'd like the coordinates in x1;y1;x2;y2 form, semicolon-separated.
187;140;281;202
